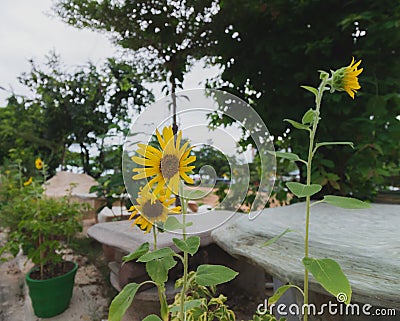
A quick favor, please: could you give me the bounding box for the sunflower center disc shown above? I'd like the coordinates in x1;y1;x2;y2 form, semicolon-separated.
160;154;179;179
142;200;164;218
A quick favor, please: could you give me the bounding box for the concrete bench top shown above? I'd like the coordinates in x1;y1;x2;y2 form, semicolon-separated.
211;203;400;309
87;210;240;254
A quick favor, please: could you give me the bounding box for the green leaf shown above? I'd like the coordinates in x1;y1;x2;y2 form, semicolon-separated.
137;247;175;262
268;285;297;305
146;255;177;283
274;152;306;163
142;315;163;321
108;283;141;321
302;109;316;124
182;188;209;200
284;119;310;131
303;257;351;305
195;264;238;286
170;299;203;312
322;195;371;209
164;216;184;231
122;242;150;262
286;182;322;198
301;85;319;96
315;142;354;149
173;236;200;255
262;228;293;247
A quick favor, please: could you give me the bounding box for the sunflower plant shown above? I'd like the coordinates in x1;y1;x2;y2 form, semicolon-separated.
108;126;248;321
0;158;86;279
264;58;370;320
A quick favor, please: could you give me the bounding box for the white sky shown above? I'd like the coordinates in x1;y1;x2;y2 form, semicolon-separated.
0;0;220;106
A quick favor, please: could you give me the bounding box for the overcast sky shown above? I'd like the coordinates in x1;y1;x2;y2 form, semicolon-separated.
0;0;219;106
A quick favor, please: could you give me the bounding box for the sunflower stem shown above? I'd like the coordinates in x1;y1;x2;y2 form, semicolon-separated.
179;182;189;321
152;226;157;251
303;78;327;321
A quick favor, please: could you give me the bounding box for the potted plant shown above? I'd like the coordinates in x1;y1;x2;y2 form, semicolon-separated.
0;158;87;318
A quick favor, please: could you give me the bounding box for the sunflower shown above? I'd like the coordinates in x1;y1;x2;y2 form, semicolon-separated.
23;177;33;186
332;57;363;99
128;184;181;233
35;158;43;170
131;126;196;196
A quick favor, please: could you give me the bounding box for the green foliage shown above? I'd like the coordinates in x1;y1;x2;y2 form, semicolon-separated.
143;315;163;321
207;0;400;198
192;146;230;178
274;152;306;164
146;256;177;284
286;182;322;198
268;285;299;306
0;161;86;278
195;264;238;287
303;257;352;305
137;248;175;262
170;271;236;321
172;236;200;256
122;242;150;263
163;216;187;231
108;283;141;321
319;195;371;209
262;228;294;247
54;0;219;96
170;271;283;321
0;53;153;176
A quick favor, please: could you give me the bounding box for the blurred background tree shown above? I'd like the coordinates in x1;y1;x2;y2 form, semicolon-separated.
0;52;153;178
54;0;219;133
2;0;398;204
206;0;400;199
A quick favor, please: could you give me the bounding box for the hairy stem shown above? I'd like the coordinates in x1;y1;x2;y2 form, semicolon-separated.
303;79;327;321
179;194;189;321
153;226;157;251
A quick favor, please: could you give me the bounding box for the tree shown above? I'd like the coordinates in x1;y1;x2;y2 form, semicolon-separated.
0;52;153;176
192;145;230;178
206;0;400;199
54;0;219;133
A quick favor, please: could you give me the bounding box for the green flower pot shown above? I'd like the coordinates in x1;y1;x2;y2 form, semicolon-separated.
25;261;78;318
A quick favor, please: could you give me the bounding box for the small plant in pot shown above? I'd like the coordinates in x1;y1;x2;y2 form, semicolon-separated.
0;158;87;318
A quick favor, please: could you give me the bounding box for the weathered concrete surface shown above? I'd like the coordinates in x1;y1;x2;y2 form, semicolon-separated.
88;210;240;254
211;203;400;310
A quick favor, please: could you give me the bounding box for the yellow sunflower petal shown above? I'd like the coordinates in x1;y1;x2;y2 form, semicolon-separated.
179;142;190;158
181;155;196;166
167;174;181;194
131;156;158;166
163;126;174;144
137;144;163;157
181;172;194;184
156;129;166;149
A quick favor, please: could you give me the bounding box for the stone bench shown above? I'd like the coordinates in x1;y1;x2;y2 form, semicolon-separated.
88;203;400;320
211;203;400;321
87;210;269;320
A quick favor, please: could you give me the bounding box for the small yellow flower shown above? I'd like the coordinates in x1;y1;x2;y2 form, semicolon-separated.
128;184;181;233
332;57;363;99
23;177;33;186
35;158;43;170
131;126;196;196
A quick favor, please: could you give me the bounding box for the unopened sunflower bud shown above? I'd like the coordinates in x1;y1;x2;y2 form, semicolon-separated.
330;57;363;99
